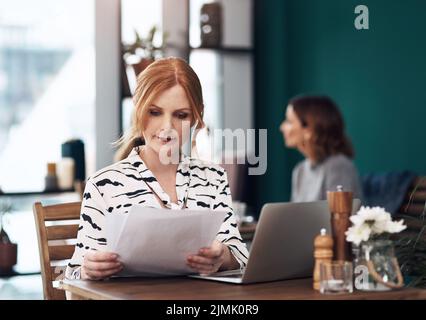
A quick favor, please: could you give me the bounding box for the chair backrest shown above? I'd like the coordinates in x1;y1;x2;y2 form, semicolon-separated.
393;177;426;241
33;201;81;300
399;177;426;216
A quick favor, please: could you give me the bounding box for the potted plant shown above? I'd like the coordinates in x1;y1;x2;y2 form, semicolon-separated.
0;199;17;275
122;26;168;77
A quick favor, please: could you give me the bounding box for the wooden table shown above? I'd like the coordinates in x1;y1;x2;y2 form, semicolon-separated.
60;277;426;300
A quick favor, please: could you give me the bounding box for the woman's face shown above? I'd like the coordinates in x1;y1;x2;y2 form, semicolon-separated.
142;84;194;156
279;105;309;149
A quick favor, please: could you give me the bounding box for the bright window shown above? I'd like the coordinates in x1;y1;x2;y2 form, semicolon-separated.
0;0;95;192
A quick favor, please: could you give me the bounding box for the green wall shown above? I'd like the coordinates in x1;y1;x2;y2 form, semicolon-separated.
254;0;426;211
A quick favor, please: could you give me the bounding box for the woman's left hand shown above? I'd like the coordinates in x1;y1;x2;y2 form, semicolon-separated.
186;240;228;275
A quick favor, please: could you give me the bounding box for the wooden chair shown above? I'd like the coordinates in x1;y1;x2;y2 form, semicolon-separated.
33;201;81;300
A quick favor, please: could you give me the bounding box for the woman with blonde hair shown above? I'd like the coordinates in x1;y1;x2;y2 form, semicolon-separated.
66;57;248;280
279;95;363;202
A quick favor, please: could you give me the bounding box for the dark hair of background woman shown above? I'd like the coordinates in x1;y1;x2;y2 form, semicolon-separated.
289;95;354;162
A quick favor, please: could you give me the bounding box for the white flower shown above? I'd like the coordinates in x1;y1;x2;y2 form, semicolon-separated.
346;206;407;244
349;206;392;235
385;219;407;233
346;224;372;246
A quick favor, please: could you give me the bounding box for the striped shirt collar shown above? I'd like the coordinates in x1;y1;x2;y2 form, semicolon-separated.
126;147;191;209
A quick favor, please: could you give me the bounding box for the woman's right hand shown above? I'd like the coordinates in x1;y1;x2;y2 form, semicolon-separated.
81;251;123;280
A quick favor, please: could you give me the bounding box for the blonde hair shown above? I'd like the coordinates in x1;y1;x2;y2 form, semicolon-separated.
114;57;205;161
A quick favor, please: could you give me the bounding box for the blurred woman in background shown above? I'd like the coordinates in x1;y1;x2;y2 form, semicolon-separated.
279;95;363;202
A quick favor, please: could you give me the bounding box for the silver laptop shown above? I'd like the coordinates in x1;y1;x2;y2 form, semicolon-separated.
190;199;361;284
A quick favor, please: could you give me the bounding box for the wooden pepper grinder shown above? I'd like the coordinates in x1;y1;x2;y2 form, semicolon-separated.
327;185;353;261
313;228;333;290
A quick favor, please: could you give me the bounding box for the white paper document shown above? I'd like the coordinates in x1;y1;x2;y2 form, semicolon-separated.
106;205;226;277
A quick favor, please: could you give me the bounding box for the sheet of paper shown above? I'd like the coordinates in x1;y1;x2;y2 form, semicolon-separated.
106;205;226;276
105;212;129;252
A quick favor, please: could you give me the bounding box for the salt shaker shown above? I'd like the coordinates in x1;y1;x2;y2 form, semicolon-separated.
313;228;333;290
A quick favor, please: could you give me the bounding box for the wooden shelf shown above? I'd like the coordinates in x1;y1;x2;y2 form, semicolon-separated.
0;189;75;197
189;46;254;54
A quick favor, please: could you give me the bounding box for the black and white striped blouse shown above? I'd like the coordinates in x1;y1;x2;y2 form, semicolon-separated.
65;147;249;279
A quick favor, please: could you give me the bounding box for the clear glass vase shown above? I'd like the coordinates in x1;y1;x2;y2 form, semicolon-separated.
353;240;404;291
